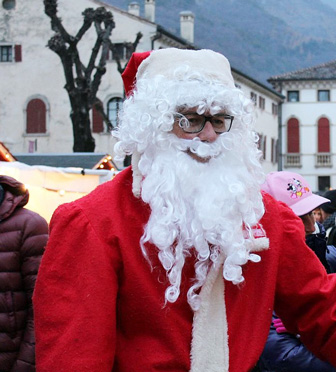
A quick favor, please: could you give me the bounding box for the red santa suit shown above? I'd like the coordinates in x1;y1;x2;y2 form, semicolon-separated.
33;167;336;372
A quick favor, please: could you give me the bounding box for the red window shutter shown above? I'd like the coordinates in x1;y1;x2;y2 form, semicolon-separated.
26;99;46;133
92;105;104;133
15;45;22;62
318;117;330;153
287;118;300;153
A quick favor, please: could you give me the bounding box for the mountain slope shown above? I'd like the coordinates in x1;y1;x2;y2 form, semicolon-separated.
104;0;336;85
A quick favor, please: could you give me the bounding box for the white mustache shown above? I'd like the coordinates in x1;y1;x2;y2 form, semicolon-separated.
176;138;223;158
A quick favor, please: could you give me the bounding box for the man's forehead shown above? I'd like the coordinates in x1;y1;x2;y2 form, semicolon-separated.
176;105;227;114
177;105;198;112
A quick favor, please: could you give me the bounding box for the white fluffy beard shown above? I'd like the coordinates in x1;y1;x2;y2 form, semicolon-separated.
138;132;265;311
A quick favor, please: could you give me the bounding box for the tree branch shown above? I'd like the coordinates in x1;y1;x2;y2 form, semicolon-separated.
44;0;73;44
75;8;95;42
88;9;115;101
109;31;143;75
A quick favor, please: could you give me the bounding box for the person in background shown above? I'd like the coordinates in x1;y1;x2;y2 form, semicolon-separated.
0;175;48;372
258;171;336;372
320;189;336;245
33;48;336;372
313;207;322;223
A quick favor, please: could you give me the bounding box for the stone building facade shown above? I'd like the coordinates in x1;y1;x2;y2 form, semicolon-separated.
269;60;336;191
0;0;282;172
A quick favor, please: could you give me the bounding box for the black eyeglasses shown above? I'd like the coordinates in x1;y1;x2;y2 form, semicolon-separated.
175;112;234;134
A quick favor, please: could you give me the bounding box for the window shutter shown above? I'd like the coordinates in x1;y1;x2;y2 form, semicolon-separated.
318;117;330;153
14;44;22;62
106;48;110;60
287;118;300;153
26;99;46;133
263;135;267;160
271;138;275;163
92;105;104;133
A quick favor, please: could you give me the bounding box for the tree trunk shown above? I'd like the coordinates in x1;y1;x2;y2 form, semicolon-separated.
71;110;95;152
70;93;95;152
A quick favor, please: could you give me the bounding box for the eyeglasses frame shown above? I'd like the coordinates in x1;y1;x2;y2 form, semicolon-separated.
175;112;234;134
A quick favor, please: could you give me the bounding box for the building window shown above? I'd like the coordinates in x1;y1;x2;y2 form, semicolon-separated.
0;45;13;62
287;118;300;153
257;133;266;160
26;98;47;134
287;91;299;102
272;103;278;115
107;97;123;128
318;176;330;192
109;43;132;61
259;96;265;110
0;44;21;62
2;0;16;10
250;92;257;105
318;90;330;102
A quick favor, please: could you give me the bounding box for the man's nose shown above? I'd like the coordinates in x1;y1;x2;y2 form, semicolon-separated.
198;120;218;143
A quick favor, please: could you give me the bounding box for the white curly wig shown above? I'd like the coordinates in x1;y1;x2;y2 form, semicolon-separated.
113;48;266;310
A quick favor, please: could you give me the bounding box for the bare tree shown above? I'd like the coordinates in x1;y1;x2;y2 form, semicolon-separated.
93;31;143;133
44;0;142;152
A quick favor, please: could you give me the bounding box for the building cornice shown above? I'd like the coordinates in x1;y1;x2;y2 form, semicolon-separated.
275;80;336;90
232;70;284;101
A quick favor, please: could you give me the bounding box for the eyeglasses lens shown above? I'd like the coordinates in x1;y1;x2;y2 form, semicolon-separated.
179;114;233;133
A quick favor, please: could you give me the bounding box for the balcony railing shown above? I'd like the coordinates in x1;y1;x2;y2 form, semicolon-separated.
315;153;332;167
284;153;301;168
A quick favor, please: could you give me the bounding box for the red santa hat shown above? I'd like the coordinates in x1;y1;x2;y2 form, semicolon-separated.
122;51;151;97
122;48;235;97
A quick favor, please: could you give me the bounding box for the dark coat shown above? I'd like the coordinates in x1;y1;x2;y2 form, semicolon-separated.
258;313;336;372
0;175;48;372
306;222;332;273
327;245;336;273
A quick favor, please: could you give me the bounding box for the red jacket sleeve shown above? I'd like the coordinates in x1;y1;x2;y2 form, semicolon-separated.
33;203;121;372
273;204;336;367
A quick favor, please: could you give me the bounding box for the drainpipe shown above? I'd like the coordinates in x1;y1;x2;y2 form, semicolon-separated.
151;31;161;50
278;81;283;171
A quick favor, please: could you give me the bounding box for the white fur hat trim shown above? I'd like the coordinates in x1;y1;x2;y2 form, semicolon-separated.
136;48;235;89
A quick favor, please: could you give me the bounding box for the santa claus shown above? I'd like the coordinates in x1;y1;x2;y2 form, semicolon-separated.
33;48;336;372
